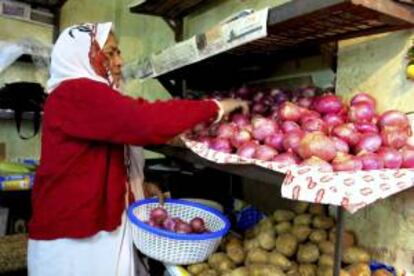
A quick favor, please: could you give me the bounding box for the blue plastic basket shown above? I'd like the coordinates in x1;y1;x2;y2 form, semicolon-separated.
235;206;265;231
128;198;230;265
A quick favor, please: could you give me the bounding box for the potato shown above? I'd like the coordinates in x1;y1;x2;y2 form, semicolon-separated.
297;243;320;263
228;267;249;276
343;247;370;264
245;228;256;239
248;264;285;276
269;251;293;271
372;269;393;276
216;259;235;272
347;263;371;276
309;229;327;244
292;225;312;242
198;269;218;276
298;264;317;276
244;239;260;251
292;202;309;214
188;263;210;274
225;242;245;265
258;230;276;251
275;233;298;257
208;253;229;269
309;204;326;216
318;254;334;267
319;241;334;256
275;221;292;235
313;216;335;230
317;266;350;276
220;271;232;276
259;218;274;232
246;248;269;265
294;214;313;226
329;229;356;248
286;262;299;276
273;210;295;222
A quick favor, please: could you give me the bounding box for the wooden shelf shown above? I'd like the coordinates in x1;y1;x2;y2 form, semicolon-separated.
129;0;208;19
146;145;285;186
135;0;414;90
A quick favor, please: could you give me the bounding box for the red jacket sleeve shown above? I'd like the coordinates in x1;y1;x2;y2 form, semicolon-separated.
49;78;219;145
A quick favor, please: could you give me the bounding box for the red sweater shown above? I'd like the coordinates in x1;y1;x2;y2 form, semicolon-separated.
29;78;219;240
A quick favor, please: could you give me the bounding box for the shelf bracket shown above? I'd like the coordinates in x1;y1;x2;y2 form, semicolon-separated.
163;18;184;42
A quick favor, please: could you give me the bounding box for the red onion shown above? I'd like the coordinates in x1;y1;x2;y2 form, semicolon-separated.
377;147;403;169
217;123;237;139
162;217;177;232
301;157;333;172
358;152;384;170
355;122;379;133
381;127;409;149
264;132;285;151
252;103;267;114
283;131;304;153
297;97;313;108
272;152;300;165
237;141;259;159
150;207;168;225
378;110;410;130
332;123;360;146
297;132;337;161
231;129;252;148
331;137;350;153
401;146;414;168
351;93;376;108
278;102;303;122
273;92;289;105
252;118;278;141
301;117;327;133
323;113;345;130
349;102;375;123
281;121;301;133
231;114;250;128
193;122;208;134
355;133;382;153
190;217;206;233
253;91;265;103
175;221;192;234
210;138;232;153
313;95;343;114
236;86;250;99
254;145;278;161
332;153;363;172
146;220;159;228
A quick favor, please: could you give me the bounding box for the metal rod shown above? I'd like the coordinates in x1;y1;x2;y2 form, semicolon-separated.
333;207;345;276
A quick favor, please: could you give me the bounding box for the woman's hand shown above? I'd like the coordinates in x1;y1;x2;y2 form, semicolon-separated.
144;182;164;204
218;98;249;116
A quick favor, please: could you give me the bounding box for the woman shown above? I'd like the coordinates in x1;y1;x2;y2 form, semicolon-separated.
28;22;246;276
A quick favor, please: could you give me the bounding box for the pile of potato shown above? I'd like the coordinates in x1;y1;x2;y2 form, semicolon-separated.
184;203;393;276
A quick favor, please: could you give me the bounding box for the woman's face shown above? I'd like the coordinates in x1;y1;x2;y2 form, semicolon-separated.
102;32;123;85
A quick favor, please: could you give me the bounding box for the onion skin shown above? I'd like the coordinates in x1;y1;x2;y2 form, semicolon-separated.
323;113;345;130
264;132;285;151
278;102;303;122
301;117;327;133
252;118;278;141
332;123;361;146
358;152;384;171
231;129;252;148
355;122;379;134
331;137;350;153
237;141;259;159
254;145;278;161
210;138;232;153
272;152;300;165
378;110;410;130
298;132;337;161
231;114;250;128
190;217;206;233
283;131;304;153
351;93;376;108
377;147;403;169
381;127;409;149
313;95;343;114
332;153;363;172
217;123;238;139
281;121;301;133
349;102;375;123
355;133;382;153
402;146;414;168
301;156;333;172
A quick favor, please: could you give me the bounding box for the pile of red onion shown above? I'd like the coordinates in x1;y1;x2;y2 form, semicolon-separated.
145;207;210;234
191;87;414;172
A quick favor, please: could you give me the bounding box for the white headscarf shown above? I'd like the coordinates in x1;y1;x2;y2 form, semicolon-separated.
47;22;113;93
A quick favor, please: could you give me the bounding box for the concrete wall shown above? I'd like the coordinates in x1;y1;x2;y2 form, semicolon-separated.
336;30;414;273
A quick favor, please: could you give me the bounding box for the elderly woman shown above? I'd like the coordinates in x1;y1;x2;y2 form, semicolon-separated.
28;22;246;276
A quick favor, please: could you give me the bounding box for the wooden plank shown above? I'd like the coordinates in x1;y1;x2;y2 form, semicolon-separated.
352;0;414;24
